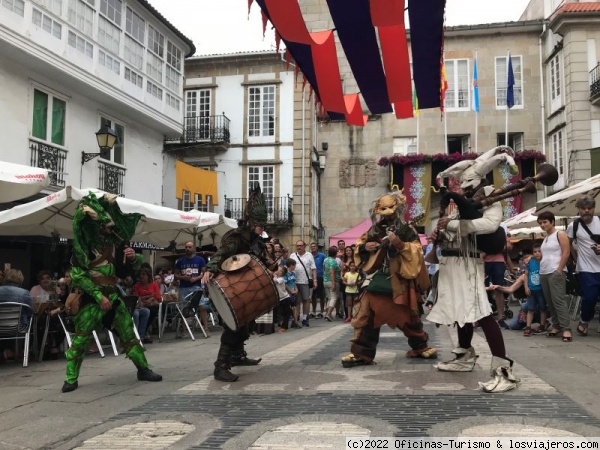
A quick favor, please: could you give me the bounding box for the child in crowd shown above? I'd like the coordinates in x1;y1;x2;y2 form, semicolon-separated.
284;258;300;329
523;244;547;336
342;262;360;323
274;266;291;333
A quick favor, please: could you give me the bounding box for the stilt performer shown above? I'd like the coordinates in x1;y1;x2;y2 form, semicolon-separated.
62;192;162;393
341;191;437;368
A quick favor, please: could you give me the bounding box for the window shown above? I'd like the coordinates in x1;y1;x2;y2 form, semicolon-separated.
32;8;62;39
167;41;181;71
68;0;94;37
444;59;469;110
124;67;142;87
146;51;163;82
99;0;121;26
166;66;180;92
552;130;564;188
248;166;274;212
497;132;524;151
194;194;212;212
68;30;93;57
125;7;144;43
185;89;211;139
181;190;191;211
147;81;162;100
98;16;120;54
32;88;66;146
447;135;470;155
392;137;417;155
147;24;164;57
124;35;143;70
100;116;124;165
2;0;25;16
248;85;275;137
166;93;180;110
32;0;62;16
496;55;523;108
99;50;120;74
549;53;562;111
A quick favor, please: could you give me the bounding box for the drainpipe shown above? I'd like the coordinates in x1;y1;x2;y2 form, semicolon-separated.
539;23;547;200
301;89;306;241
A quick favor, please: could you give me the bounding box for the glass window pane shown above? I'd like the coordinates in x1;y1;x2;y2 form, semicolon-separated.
33;89;48;140
51;97;66;145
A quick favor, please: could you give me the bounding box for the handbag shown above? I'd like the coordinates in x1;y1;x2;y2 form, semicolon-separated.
65;290;83;315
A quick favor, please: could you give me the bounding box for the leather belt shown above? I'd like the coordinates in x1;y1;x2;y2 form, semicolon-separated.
441;249;481;258
91;276;119;286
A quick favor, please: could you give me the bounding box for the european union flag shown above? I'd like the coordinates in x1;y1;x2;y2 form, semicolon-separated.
506;54;515;109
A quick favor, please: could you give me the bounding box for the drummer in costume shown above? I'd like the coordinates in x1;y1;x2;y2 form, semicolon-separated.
202;183;273;382
62;193;162;393
428;146;520;393
341;191;437;368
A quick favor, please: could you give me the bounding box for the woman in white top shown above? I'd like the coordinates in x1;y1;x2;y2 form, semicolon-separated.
537;211;572;342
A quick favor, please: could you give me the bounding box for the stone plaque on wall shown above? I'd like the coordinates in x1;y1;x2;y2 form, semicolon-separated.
339;158;378;188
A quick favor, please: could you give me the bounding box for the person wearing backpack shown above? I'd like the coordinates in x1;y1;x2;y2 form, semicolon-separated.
567;196;600;337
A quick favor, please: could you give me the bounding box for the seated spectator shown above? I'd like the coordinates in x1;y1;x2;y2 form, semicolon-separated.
30;269;63;359
30;270;60;303
154;274;168;295
133;268;162;343
0;269;33;325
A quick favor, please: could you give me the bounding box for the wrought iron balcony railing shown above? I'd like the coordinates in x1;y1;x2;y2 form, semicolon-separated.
29;139;67;188
224;195;293;226
165;114;231;144
591;63;600;100
98;160;126;196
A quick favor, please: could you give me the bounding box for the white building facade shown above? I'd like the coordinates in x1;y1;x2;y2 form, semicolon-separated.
0;0;195;204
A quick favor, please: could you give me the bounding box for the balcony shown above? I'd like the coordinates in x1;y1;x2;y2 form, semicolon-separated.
98;160;125;196
30;139;67;188
164;114;231;153
224;195;293;227
591;63;600;105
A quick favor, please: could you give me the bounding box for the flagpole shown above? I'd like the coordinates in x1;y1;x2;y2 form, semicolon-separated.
474;49;478;153
505;49;510;146
444;105;448;154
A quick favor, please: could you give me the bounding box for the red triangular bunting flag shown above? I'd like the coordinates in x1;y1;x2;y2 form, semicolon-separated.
302;75;307;92
285;49;291;71
247;0;253;17
308;85;313;101
275;31;281;55
294;64;300;86
261;10;268;38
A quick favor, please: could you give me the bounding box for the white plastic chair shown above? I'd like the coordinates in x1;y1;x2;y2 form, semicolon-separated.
0;302;34;367
56;313;107;358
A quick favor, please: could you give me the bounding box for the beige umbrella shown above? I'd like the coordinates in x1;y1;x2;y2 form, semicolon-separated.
535;173;600;216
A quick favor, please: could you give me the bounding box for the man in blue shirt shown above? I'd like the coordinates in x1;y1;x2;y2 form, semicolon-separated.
310;242;326;318
174;241;206;305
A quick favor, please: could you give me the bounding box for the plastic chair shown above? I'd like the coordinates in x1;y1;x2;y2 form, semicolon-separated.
56;313;107;358
0;302;34;367
159;291;208;341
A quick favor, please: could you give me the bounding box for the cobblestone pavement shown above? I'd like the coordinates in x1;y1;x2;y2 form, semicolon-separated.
69;321;600;449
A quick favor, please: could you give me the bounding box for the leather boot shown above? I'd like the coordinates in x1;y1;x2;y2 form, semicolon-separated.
230;349;261;367
214;345;238;382
61;381;78;393
136;367;163;382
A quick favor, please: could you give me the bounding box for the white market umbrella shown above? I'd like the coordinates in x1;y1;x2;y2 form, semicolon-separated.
0;161;51;202
535;173;600;216
509;225;565;241
503;206;570;230
0;186;213;246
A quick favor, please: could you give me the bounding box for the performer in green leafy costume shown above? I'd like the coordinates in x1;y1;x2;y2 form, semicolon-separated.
62;192;162;393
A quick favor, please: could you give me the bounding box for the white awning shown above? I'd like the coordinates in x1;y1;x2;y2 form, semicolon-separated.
0;162;50;202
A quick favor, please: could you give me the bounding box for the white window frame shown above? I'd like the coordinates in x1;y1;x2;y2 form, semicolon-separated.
182;189;191;211
248;85;275;141
166;65;180;93
444;58;470;111
32;0;62;16
31;85;68;147
185;89;211;139
392;137;417;155
124;67;142;88
166;93;180;111
68;30;93;58
552;129;565;191
100;115;125;165
147;24;164;58
147;80;163;100
2;0;25;16
495;55;524;109
98;50;120;74
68;0;94;37
461;135;470;153
248;166;274;213
99;0;121;26
167;41;182;71
32;8;62;39
98;15;120;54
146;51;163;83
125;6;144;43
513;133;524;152
124;35;143;70
549;53;563;112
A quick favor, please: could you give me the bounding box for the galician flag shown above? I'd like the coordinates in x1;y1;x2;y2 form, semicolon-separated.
472;58;479;113
506;54;515;109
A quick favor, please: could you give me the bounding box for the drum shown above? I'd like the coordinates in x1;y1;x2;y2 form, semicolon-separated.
207;254;278;330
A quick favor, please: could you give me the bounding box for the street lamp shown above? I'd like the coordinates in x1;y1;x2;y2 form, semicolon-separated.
81;126;118;165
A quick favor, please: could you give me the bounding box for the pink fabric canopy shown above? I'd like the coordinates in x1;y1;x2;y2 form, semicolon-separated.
329;219;429;248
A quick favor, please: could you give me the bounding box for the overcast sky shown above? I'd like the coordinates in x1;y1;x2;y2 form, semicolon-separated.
150;0;533;56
